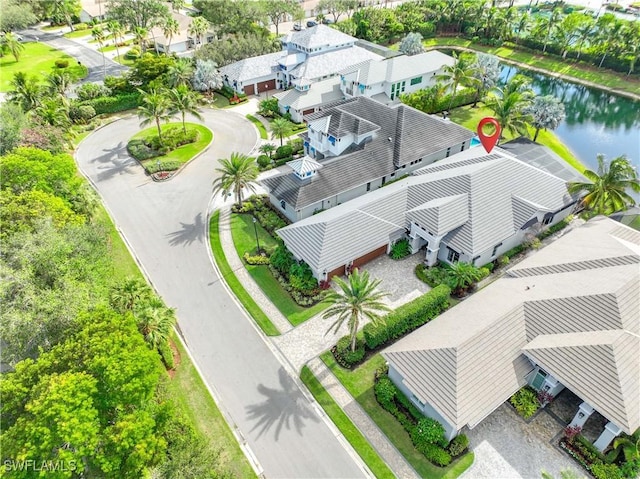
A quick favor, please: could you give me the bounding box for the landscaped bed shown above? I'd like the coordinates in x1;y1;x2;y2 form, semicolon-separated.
127;122;212;178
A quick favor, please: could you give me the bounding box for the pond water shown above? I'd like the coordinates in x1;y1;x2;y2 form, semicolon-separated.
499;65;640;172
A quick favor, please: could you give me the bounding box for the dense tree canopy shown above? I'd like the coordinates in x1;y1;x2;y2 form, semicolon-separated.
0;0;37;32
106;0;169;30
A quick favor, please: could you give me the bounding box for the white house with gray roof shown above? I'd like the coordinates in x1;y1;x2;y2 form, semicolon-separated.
275;145;579;280
261;97;475;223
383;216;640;448
273;77;344;123
220;25;381;97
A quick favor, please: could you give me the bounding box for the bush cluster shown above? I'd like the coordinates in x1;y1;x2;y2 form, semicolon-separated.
274;144;293;160
80;93;141;115
256;154;271;168
218;85;248;101
243;252;270;265
414;264;449;287
128;139;160;160
233;196;289;235
158;340;175;369
149;127;198;154
334;336;366;366
509;387;540;419
390;238;411;260
125;47;140;60
145;160;181;174
54;59;69;69
447;434;469;457
69;104;97;124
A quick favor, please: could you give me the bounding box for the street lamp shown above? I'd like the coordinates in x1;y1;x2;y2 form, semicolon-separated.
156;159;162;175
252;216;261;255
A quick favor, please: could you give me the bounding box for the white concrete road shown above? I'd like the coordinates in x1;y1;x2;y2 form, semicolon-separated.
75;111;367;479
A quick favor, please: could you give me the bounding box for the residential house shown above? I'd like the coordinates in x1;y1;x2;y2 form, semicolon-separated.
261;96;475;223
274;144;580;280
339;51;456;103
382;216;639;451
273;77;345;123
79;0;107;23
220;25;382;97
150;12;215;54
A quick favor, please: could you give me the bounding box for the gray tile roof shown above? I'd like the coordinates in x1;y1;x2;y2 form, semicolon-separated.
276;148;575;275
282;25;357;50
289;46;382;83
383;216;640;434
219;51;282;83
274;78;345;110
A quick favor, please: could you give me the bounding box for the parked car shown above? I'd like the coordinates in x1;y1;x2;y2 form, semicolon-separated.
321;18;333;24
306;20;317;27
293;23;302;31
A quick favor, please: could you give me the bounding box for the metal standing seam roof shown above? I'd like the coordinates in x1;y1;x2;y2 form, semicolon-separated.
273;78;344;111
383;217;640;434
219;51;283;83
287;156;323;176
282;24;358;50
288;46;383;83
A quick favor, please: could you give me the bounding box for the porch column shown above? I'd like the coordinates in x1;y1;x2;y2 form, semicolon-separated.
569;402;594;429
593;421;622;452
425;244;440;267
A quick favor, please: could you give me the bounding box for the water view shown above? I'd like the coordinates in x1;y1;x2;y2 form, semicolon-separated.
500;65;640;172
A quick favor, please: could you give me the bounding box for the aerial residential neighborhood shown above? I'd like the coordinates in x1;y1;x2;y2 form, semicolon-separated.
1;0;639;478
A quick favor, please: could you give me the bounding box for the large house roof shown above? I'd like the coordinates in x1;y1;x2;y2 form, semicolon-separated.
289;46;382;83
81;0;106;18
275;147;574;275
340;51;456;85
384;217;640;434
282;24;357;50
219;51;283;83
274;77;344;110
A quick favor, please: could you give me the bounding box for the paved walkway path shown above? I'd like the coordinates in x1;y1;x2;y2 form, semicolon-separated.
308;358;420;479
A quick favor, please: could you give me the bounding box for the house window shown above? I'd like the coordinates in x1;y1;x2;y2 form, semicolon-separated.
410;76;422;86
492;242;503;257
280;200;286;210
366;182;371;191
461;141;466;151
446;147;451;158
411;394;425;408
446;247;460;263
543;213;554;225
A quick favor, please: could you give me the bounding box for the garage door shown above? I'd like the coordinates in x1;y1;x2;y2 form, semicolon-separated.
244;84;255;96
257;79;276;93
352;245;388;269
302;108;315;116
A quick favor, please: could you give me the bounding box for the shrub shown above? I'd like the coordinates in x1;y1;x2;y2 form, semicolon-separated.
563;425;582;444
74;22;89;30
390;238;411;260
256;154;271;168
69;104;97;124
149;127;198;153
411;417;447;449
145;160;181;174
128;139;159;160
414;264;449;287
503;244;525;259
125;47;140;60
287;137;304;154
374;376;397;408
497;255;510;267
363;284;450;350
270;245;295;275
509;387;540;419
448;434;469;457
54;59;69;69
574;435;607;464
591;464;623;479
243;252;270;265
258;98;279;117
81;93;141;114
620;459;640;479
158;341;175;369
418;444;452;467
335;336;365;367
289;261;317;293
274;144;293;160
76;83;110;101
483;262;494;272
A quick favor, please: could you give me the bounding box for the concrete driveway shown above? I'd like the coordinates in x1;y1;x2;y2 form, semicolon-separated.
75;110;366;479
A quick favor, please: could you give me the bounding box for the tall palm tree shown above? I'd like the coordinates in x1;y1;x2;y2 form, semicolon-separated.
541;8;562;54
163;17;180;53
135;297;176;350
137;88;171;144
434;52;479;111
168;85;203;134
259;143;276;159
133;26;148;53
91;26;107;77
3;33;25;62
574;17;594;60
323;268;391;352
487;76;534;140
107;21;125;61
9;72;42;111
110;278;153;313
46;71;72;96
167;58;194;88
212;153;259;207
50;0;78;32
270;117;293;146
568;155;640;215
188;16;211;49
514;11;531;45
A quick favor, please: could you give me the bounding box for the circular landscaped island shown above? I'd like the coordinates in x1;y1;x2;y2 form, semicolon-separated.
127;122;213;180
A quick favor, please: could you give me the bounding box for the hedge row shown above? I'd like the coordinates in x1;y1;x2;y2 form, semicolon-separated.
79;93;141;115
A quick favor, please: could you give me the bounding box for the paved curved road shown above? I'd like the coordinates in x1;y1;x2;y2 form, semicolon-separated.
75;111;366;479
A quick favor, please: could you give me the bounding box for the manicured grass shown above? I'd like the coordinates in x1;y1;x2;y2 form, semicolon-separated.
448;104;586;174
167;335;257;479
321;352;474;479
300;366;395;479
0;42;88;92
422;37;640;97
128;122;213;171
209;211;280;336
63;28;93;39
98;42;133;53
211;92;231;109
246;114;268;139
113;54;136;66
230;214;327;326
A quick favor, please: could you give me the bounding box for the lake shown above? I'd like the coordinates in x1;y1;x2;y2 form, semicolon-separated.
499;65;640;172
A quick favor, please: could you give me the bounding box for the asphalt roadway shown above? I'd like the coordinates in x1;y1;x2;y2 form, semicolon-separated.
75;111;366;479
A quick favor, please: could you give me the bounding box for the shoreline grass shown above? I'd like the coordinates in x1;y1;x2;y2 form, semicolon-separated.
209;211;280;336
246;114;269;139
300;366;396;479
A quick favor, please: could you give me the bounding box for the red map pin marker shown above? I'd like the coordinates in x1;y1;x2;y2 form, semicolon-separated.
477;117;501;154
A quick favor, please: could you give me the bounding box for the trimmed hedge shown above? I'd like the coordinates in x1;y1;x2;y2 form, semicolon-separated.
448;434;469;457
80;93;141;114
145;160;181;174
335;336;366;366
243;252;270;265
363;284;450;350
158;341;174;369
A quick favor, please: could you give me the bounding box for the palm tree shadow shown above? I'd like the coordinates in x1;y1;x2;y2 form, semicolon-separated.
246;367;319;441
166;213;205;246
94;142;138;182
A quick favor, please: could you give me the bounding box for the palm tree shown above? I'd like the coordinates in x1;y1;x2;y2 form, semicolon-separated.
167;58;194;88
270;117;293;146
135;297;176;350
50;0;78;32
487;76;534;140
163;17;180;53
110;278;153;313
624;42;640;76
322;268;391;352
568;155;640;216
133;26;148;53
35;98;71;128
514;11;531;45
212;153;259;208
259;143;276;159
9;72;42;111
611;428;640;463
434;52;479;111
91;26;107;77
168;85;203;134
188;16;211;49
46;71;72;96
3;33;25;62
445;262;483;297
538;8;562;54
574;18;595;60
471;53;501;107
137;88;171;144
107;21;125;61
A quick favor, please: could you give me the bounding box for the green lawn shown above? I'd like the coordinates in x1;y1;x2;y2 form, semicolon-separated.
448;104;586;174
128;122;213;172
98;42;133;53
300;366;395;479
230;214;328;326
113;54;136;66
63;28;93;39
321;352;474;479
210;92;231;109
209;211;280;336
422;37;640;97
0;42;88;92
167;336;257;479
246;114;269;139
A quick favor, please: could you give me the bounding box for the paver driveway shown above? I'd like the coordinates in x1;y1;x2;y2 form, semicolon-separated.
75;111;366;479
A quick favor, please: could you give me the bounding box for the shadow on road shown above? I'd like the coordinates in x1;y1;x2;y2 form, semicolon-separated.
246;367;319;441
93;143;139;182
167;213;206;246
